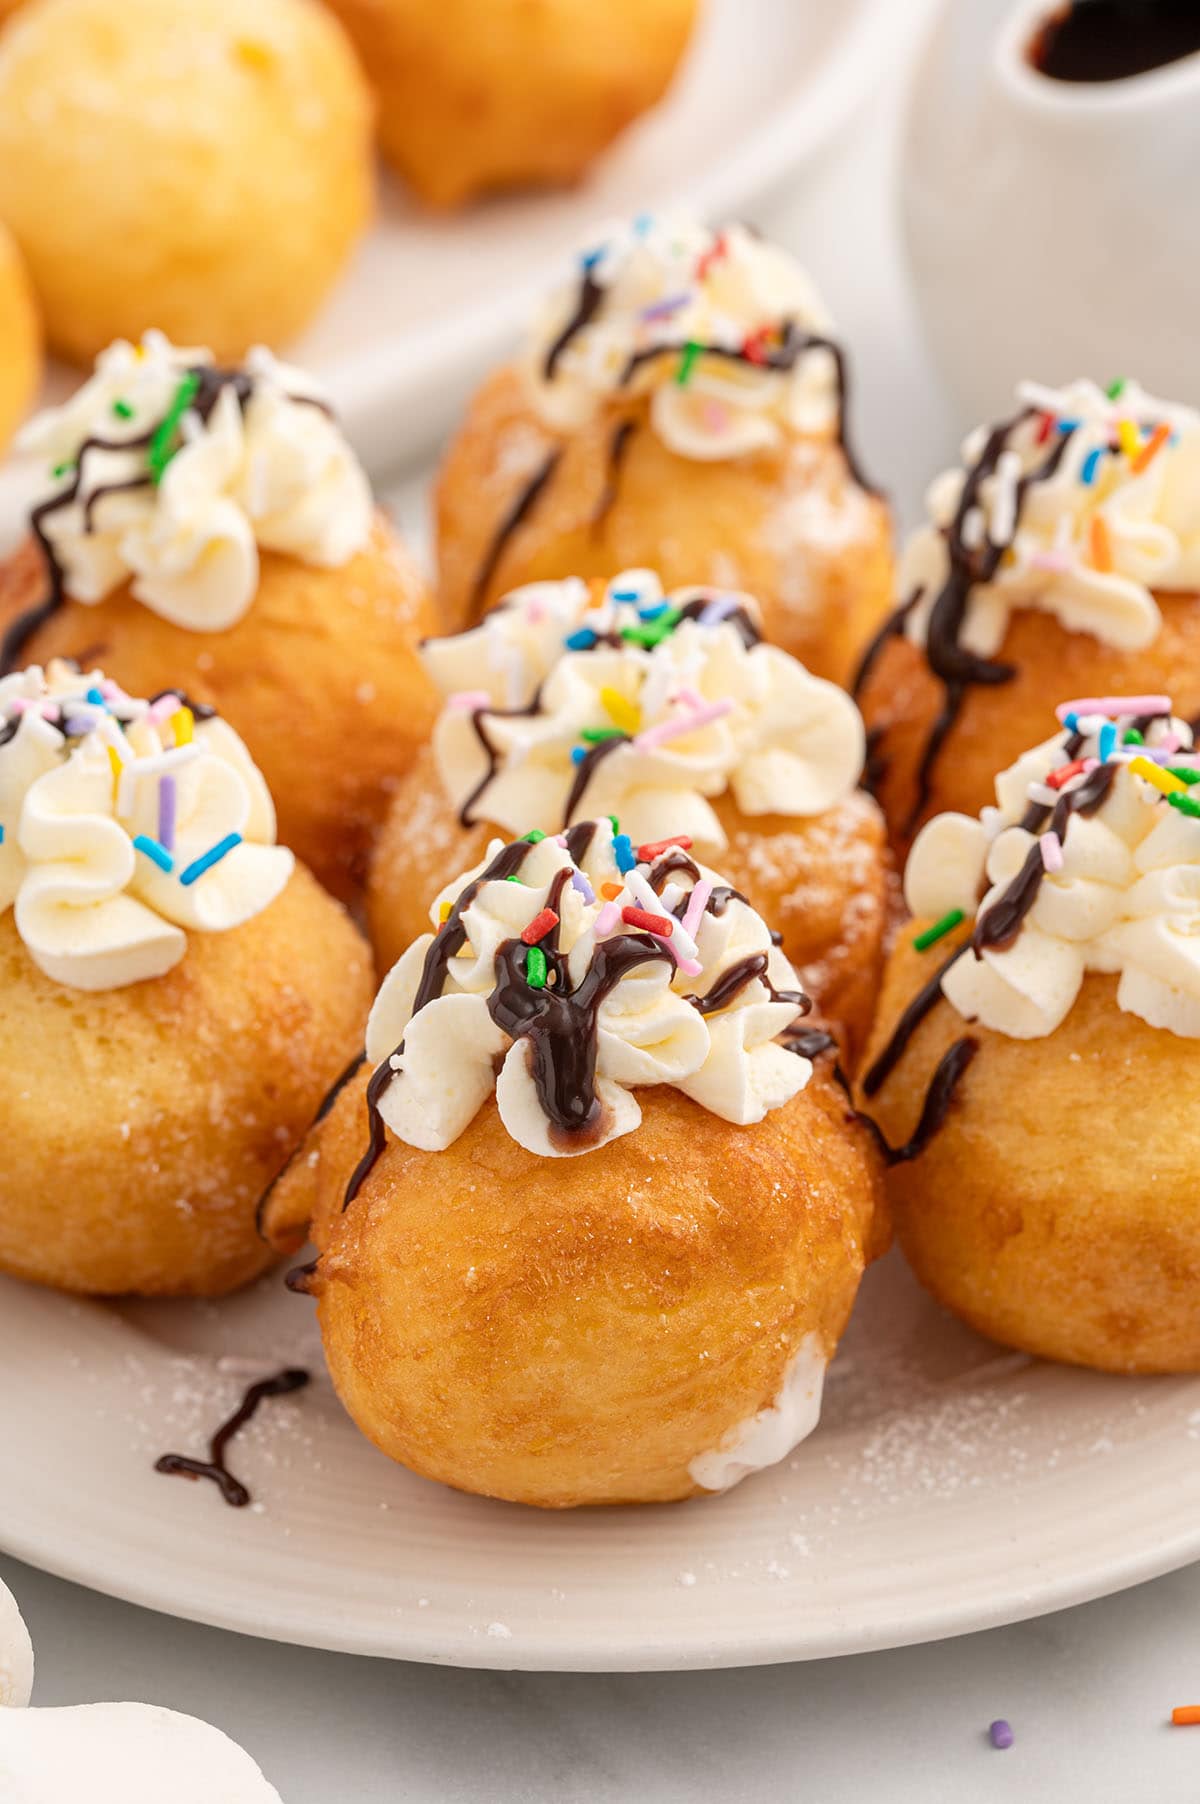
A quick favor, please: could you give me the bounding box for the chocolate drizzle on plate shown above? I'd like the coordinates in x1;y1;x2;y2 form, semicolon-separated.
154;1367;309;1508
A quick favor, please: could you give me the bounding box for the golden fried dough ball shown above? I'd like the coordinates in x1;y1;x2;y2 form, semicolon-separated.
856;594;1200;855
0;516;439;901
0;0;373;364
0;866;372;1298
0;219;38;451
367;744;892;1064
860;923;1200;1373
436;369;894;686
265;1073;885;1507
325;0;697;208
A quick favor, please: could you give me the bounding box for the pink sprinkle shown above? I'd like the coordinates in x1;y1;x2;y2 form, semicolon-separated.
681;878;712;939
6;696;56;718
1029;550;1070;573
145;691;182;727
1040;831;1063;872
635;697;734;752
1056;694;1171;721
669;953;703;977
526;601;544;623
593;902;621;939
446;689;492;713
703;402;730;432
670;686;705;710
1160;732;1183;754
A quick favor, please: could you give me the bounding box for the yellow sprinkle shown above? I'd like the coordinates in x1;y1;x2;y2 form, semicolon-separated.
235;38;274;69
600;685;641;736
1117;419;1142;463
172;707;194;746
107;745;123;786
1129;755;1185;796
439;901;452;922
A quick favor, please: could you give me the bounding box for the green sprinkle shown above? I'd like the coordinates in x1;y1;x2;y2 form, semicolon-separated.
505;874;524;884
526;945;547;989
1106;377;1127;400
523;829;546;843
619;605;682;650
1123;728;1144;745
913;907;966;953
581;726;626;744
112;398;134;420
147;370;201;483
51;460;75;480
1166;765;1200;785
675;341;702;386
1167;791;1200;818
607;816;620;833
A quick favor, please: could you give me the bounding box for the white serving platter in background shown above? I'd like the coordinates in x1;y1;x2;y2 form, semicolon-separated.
3;1250;1198;1673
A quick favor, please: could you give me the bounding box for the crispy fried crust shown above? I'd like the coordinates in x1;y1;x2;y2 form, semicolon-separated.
856;596;1200;855
435;367;894;684
0;865;372;1297
263;1072;885;1506
0;0;373;363
366;741;891;1065
0;220;38;452
0;515;439;901
859;924;1200;1373
324;0;697;208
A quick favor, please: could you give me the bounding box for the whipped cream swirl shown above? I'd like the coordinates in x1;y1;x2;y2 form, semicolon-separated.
524;216;841;460
423;569;865;849
902;378;1200;658
0;661;292;991
364;820;812;1160
18;332;372;632
907;700;1200;1039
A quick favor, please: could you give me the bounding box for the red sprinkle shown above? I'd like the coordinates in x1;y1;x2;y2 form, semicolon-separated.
622;906;673;937
1035;411;1054;445
637;834;694;862
742;326;771;366
521;908;559;945
1046;758;1087;790
695;231;727;280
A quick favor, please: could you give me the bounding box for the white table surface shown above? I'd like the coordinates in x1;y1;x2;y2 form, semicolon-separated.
7;29;1200;1804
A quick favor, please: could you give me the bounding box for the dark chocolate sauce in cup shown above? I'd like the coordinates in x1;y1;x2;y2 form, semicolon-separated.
1031;1;1200;83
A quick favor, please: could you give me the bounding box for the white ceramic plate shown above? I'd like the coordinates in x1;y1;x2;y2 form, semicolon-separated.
3;1249;1198;1672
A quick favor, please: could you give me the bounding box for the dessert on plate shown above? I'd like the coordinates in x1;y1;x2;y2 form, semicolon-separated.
435;215;894;683
855;377;1200;851
368;568;891;1060
0;333;438;898
0;219;38;452
860;696;1200;1372
323;0;698;208
0;659;371;1297
0;1574;281;1801
0;0;372;363
266;820;886;1507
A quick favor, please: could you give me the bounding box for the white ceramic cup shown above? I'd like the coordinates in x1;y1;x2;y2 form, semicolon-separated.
901;0;1200;431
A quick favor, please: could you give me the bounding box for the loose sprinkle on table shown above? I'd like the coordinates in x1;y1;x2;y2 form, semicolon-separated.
989;1719;1014;1750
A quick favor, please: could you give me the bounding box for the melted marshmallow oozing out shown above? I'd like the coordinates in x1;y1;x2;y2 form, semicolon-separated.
906;703;1200;1040
422;568;865;849
17;331;373;632
524;216;840;460
365;817;812;1159
902;377;1200;659
0;661;292;991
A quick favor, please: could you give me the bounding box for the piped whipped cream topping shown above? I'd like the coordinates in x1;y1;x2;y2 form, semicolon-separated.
0;1704;283;1803
364;819;812;1160
422;569;865;849
524;216;841;460
902;378;1200;658
0;661;292;991
688;1332;826;1494
18;331;372;632
906;697;1200;1039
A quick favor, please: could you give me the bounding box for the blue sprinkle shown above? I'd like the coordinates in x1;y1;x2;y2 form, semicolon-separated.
580;246;604;272
1056;418;1080;434
1064;712;1079;734
179;831;242;887
614;833;636;873
637;602;668;620
1098;721;1117;762
564;628;597;651
85;687;106;706
570;746;587;765
633;213;653;235
133;833;173;873
608;588;642;604
0;824;4;844
1081;447;1105;485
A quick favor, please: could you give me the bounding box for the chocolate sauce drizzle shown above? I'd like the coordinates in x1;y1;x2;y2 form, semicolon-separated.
685;950;807;1017
458;691;543;827
254;1048;368;1241
973;757;1118;954
467;448;562;622
855;411;1078;832
561;731;629;825
154;1367;309;1508
0;368;318;677
592;418;636;530
855;1038;979;1167
861;943;967;1099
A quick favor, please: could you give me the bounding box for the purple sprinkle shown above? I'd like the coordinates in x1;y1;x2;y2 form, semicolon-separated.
157;774;177;853
699;594;739;627
570;868;595;904
989;1719;1014;1750
63;714;97;736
